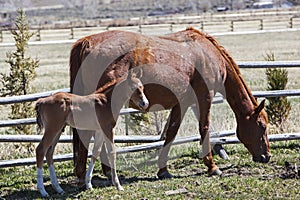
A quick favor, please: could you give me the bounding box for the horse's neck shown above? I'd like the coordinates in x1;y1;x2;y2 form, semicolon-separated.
224;70;255;119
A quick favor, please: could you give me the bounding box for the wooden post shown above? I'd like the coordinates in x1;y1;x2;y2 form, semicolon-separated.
0;30;2;42
289;17;293;29
260;19;263;30
70;27;74;39
36;29;41;41
230;21;234;32
200;21;204;31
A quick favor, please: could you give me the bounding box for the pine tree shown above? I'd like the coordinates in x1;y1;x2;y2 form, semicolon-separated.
0;9;39;138
264;52;291;132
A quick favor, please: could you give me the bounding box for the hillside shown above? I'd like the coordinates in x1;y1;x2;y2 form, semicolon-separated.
0;0;298;28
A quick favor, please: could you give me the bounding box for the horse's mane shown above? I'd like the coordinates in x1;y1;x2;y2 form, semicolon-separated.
185;27;259;107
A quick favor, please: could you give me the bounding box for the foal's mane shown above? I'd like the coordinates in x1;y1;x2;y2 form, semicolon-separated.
186;27;259;107
94;76;126;94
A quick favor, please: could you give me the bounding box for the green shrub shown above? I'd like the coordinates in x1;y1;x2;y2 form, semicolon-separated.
264;52;291;132
0;9;39;142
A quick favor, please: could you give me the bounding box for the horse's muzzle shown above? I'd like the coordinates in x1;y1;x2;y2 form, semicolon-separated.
253;154;271;163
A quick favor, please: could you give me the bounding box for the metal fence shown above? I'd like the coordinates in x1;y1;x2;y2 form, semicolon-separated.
0;61;300;168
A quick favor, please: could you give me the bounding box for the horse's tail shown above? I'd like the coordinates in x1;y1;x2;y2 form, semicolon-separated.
69;37;91;92
35;100;44;134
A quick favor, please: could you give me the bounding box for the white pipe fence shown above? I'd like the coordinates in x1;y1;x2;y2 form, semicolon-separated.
0;61;299;168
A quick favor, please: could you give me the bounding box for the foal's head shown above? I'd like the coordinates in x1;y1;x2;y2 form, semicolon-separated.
127;70;149;110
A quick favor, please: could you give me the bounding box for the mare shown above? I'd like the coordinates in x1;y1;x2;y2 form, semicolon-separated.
35;71;149;197
70;27;271;184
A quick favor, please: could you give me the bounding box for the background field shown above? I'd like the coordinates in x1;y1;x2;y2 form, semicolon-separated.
0;26;299;199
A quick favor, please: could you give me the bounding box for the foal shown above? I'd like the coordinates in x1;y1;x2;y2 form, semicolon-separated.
35;72;149;197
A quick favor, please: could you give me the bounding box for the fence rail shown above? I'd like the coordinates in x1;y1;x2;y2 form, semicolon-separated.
0;61;299;168
1;132;300;168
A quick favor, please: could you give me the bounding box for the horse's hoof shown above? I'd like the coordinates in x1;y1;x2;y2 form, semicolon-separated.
40;192;50;198
157;170;173;179
208;168;222;176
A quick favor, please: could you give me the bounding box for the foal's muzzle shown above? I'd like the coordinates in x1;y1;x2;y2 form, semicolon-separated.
253;154;271;163
138;94;149;110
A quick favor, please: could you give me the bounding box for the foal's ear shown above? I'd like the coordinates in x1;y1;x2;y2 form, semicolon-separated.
132;67;143;79
253;99;266;119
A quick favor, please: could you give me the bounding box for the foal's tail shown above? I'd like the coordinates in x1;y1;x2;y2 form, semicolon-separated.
35;100;44;134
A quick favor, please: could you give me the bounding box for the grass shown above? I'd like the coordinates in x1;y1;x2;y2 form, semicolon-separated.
0;141;299;199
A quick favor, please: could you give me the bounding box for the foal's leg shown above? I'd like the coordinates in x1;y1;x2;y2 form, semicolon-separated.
85;132;104;189
157;104;188;179
197;92;221;176
104;132;123;191
36;128;61;197
45;133;64;195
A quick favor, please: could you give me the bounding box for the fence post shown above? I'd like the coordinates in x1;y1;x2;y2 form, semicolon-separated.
36;29;41;41
200;21;204;31
70;27;74;39
230;21;234;32
260;19;263;30
289;17;293;29
0;30;2;42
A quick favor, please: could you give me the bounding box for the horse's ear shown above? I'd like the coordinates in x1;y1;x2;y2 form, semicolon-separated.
253;99;266;119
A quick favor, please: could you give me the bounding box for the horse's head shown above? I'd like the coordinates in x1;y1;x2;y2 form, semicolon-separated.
236;100;271;163
127;70;149;110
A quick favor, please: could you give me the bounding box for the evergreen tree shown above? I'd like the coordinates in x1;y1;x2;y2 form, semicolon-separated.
0;9;39;138
264;52;291;132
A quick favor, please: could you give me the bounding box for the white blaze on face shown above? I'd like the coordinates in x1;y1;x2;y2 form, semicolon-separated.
136;79;149;110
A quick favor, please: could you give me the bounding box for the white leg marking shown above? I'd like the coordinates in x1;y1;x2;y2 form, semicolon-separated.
86;159;95;189
37;167;49;198
49;165;64;194
106;142;124;191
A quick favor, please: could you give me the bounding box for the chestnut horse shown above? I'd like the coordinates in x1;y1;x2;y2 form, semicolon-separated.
70;27;271;185
35;71;149;197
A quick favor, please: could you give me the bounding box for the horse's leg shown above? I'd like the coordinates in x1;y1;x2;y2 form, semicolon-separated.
197;92;222;176
104;130;123;191
45;133;65;195
157;104;188;179
36;128;60;197
85;132;104;189
73;129;93;187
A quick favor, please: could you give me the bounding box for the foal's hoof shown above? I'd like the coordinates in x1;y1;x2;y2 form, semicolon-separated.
157;171;173;180
86;182;93;190
208;168;222;176
117;185;124;191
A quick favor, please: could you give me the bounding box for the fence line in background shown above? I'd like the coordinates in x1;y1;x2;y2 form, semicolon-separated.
1;14;300;43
